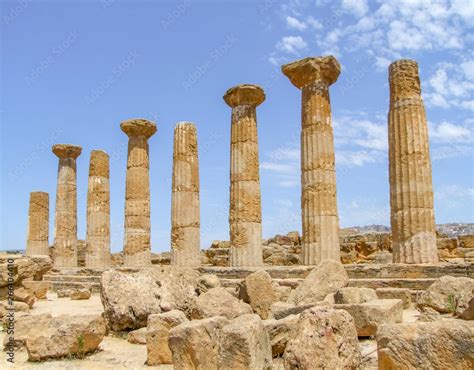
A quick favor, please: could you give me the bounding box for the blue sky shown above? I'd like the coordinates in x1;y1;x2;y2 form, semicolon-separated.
1;0;473;253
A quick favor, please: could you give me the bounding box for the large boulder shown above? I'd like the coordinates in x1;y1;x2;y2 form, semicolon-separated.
334;287;377;304
283;306;361;369
196;274;221;295
100;267;199;331
22;280;50;300
335;299;403;337
127;327;147;344
240;270;277;319
377;320;474;369
147;310;188;365
13;287;36;308
3;313;52;349
417;275;474;314
263;314;299;357
0;254;52;292
192;287;252;320
376;287;412;309
218;314;272;369
287;260;349;306
456;295;474;320
169;316;229;369
25;314;106;361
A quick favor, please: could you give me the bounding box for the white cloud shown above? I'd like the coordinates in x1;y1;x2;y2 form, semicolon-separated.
276;35;308;54
435;184;474;209
286;16;307;31
341;0;369;17
429;121;473;142
306;16;323;30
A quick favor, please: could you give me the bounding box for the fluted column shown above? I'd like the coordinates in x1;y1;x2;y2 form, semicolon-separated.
171;122;201;267
224;84;265;267
52;144;82;267
26;191;49;256
121;118;157;266
388;59;438;264
85;150;111;268
282;56;341;265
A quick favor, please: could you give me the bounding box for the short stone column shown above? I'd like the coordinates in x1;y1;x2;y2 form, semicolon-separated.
388;59;438;263
171;122;201;267
121;118;157;266
85;150;111;268
52;144;82;267
223;84;265;267
26;191;49;256
282;56;341;265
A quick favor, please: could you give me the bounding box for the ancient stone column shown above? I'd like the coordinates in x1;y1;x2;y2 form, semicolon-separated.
388;59;438;264
52;144;82;267
85;150;111;268
171;122;201;267
26;191;49;256
282;56;341;265
223;84;265;267
121;118;157;266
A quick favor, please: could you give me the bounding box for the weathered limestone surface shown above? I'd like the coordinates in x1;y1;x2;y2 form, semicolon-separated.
282;56;341;265
121;119;157;266
85;150;111;268
192;287;252;320
26;191;49;256
224;84;265;267
283;306;361;369
377;320;474;369
169;316;230;369
25;314;106;361
147;310;189;365
171;122;201;267
388;59;438;263
52;144;82;267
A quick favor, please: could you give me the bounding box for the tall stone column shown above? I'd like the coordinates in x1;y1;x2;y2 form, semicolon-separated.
52;144;82;267
171;122;201;267
121;118;157;266
223;84;265;267
282;56;341;265
85;150;111;268
26;191;49;256
388;59;438;263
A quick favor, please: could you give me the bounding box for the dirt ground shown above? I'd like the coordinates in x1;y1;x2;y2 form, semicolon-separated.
0;293;420;369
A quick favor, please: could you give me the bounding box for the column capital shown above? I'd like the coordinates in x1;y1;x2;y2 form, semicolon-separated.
389;59;421;99
52;144;82;159
120;118;157;138
223;84;265;108
282;56;341;89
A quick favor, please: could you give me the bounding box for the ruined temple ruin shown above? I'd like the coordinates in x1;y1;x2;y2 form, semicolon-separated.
388;59;438;264
282;56;341;265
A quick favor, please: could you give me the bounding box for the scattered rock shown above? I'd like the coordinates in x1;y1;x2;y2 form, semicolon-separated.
283;306;361;369
218;314;272;369
287;260;349;306
240;270;277;319
25;314;106;361
334;287;377;304
417;275;474;314
3;313;52;349
70;288;91;300
14;287;36;308
57;289;73;298
169;316;229;369
263;314;299;357
196;274;221;295
377;320;474;369
192;287;252;320
0;254;52;288
456;295;474;320
101;267;199;331
127;327;147;344
417;307;441;322
335;299;403;337
147;310;188;365
376;287;412;309
22;280;50;300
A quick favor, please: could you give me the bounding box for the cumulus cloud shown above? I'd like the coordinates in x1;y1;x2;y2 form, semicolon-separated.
276;35;308;54
341;0;369;17
429;121;473;142
286;16;307;31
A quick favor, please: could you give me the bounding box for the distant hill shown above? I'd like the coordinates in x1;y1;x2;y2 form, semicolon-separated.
341;223;474;237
